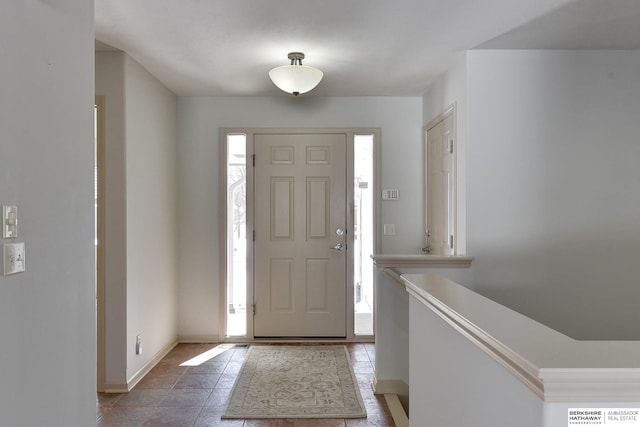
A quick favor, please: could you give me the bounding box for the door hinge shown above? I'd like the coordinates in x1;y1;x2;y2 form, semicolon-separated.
252;303;256;316
449;234;454;249
253;230;256;242
449;139;454;154
252;154;255;167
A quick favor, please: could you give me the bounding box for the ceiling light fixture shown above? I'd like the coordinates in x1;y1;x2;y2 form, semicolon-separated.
268;52;323;96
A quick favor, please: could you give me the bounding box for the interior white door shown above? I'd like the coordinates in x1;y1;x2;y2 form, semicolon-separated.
426;113;455;255
253;133;347;337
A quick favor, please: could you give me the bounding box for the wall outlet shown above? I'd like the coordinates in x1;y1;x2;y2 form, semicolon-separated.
135;335;143;355
383;224;396;236
3;242;25;275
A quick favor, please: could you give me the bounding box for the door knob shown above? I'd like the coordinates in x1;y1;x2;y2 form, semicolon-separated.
330;242;345;251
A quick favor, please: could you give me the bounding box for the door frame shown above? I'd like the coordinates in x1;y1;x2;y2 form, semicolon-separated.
424;103;457;255
95;96;106;392
219;128;381;342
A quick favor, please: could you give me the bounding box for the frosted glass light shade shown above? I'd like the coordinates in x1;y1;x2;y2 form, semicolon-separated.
268;65;323;96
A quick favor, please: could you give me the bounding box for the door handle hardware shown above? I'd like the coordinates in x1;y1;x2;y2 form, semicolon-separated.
330;242;345;251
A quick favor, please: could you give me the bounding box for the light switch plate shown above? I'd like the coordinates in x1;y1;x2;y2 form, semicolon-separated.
4;242;25;275
3;206;18;238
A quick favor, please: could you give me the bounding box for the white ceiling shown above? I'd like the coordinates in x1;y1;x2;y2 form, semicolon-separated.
95;0;640;97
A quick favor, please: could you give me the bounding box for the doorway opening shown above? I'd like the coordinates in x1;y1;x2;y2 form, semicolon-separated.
222;130;378;339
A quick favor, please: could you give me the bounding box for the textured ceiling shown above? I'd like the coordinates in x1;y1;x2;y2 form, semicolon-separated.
95;0;640;97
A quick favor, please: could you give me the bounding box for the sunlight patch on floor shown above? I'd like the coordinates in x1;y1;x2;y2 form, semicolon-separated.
179;344;235;366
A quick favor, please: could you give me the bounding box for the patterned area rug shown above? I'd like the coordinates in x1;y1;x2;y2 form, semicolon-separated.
222;345;367;419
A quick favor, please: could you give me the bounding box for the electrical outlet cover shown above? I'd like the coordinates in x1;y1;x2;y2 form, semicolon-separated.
383;224;396;236
136;335;143;355
4;242;25;275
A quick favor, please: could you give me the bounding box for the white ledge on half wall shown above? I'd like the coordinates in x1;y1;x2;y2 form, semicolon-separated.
401;273;640;403
371;254;473;268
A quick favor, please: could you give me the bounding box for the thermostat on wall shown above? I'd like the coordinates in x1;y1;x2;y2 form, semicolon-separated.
382;189;399;200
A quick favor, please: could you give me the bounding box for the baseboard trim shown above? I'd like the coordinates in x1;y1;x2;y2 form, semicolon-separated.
178;334;219;343
372;378;409;396
127;337;179;390
103;381;129;394
384;393;409;427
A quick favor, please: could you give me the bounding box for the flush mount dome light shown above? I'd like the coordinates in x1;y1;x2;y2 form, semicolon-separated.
268;52;323;96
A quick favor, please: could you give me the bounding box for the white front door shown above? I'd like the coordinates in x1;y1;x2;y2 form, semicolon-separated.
253;133;347;337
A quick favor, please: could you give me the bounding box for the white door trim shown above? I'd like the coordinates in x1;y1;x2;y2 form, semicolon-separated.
424;104;457;255
95;96;106;392
219;128;381;341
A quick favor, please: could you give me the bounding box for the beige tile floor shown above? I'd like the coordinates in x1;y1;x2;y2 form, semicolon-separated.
97;343;395;427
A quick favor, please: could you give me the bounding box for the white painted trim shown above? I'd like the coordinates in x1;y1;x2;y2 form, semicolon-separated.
220;128;381;341
373;378;409;396
103;381;129;394
178;334;219;343
95;95;106;393
126;337;179;391
370;129;382;255
403;274;640;402
424;103;458;255
425;103;456;138
384;394;409;427
382;268;404;289
372;254;473;268
406;285;545;399
539;368;640;402
217;129;235;342
233;338;375;344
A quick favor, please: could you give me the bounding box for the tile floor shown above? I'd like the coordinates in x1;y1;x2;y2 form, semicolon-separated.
97;343;395;427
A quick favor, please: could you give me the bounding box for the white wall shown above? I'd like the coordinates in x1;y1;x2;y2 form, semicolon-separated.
374;271;410;387
177;96;423;338
95;51;128;387
124;56;179;378
409;296;543;427
96;52;179;386
464;50;640;340
422;50;640;340
0;1;95;426
375;50;640;421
